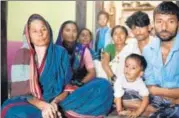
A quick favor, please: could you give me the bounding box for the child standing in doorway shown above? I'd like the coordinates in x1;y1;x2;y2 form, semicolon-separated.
95;11;112;60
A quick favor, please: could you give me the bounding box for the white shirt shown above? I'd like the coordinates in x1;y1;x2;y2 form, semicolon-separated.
114;75;149;98
111;43;141;77
94;42;141;81
126;36;154;53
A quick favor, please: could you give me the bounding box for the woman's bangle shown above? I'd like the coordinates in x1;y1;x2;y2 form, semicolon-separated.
77;81;84;87
111;74;117;81
51;99;58;104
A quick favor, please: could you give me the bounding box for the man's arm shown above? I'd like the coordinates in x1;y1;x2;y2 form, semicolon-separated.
148;85;179;98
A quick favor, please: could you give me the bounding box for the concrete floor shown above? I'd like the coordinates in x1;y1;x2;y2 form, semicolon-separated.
105;110;147;118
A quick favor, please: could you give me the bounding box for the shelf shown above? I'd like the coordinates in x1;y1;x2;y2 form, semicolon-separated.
122;7;154;11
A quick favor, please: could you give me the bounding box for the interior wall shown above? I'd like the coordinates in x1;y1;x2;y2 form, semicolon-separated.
7;1;76;42
86;1;94;32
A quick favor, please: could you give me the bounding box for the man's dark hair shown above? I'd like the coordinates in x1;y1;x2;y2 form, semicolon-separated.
125;53;147;71
154;1;179;21
125;11;150;29
97;11;109;21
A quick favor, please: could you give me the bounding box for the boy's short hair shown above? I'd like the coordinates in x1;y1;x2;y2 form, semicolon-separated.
154;1;179;21
126;53;147;71
125;11;150;29
111;25;128;37
97;11;109;21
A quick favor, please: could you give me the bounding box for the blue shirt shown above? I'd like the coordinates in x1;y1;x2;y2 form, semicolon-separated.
95;26;112;52
143;33;179;88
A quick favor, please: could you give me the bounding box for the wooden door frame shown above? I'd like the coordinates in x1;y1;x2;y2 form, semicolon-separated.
1;1;8;103
76;1;87;31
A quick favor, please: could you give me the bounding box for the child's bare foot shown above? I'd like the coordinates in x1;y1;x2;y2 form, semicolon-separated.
119;110;131;116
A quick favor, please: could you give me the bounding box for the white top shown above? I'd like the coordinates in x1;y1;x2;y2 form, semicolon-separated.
114;75;149;98
94;42;141;81
126;36;154;53
110;42;141;76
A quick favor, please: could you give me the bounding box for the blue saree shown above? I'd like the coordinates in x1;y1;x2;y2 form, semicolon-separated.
55;20;113;117
2;19;113;118
2;16;72;117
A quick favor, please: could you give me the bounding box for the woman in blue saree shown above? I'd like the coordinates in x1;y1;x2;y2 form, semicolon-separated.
2;14;66;118
2;15;113;118
55;20;113;117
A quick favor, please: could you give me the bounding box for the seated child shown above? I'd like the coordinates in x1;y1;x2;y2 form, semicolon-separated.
114;53;149;118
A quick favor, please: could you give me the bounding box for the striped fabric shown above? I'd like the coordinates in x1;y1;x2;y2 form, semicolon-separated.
10;48;31;97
